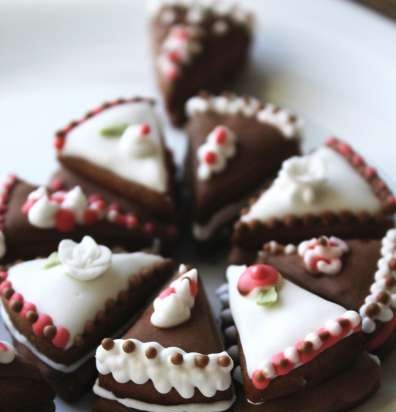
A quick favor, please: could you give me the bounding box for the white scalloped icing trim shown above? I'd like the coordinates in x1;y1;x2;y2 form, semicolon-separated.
96;339;233;399
186;95;301;139
360;228;396;333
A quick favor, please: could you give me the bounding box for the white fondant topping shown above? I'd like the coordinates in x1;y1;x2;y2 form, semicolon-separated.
0;231;6;259
96;339;233;399
360;229;396;333
298;236;349;276
93;381;235;412
61;186;88;222
197;126;238;181
119;124;158;157
58;236;112;281
0;341;16;364
227;265;351;378
242;147;382;223
27;193;58;228
7;250;165;349
186;96;300;139
62;101;168;193
151;266;198;328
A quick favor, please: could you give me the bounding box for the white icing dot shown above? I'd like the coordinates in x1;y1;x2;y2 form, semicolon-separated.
284;346;299;364
325;320;342;336
342;311;361;328
304;332;322;350
362;317;376;334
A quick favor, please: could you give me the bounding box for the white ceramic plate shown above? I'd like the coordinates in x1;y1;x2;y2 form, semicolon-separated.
0;0;395;411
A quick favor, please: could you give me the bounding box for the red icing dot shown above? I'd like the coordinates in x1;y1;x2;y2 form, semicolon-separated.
214;127;228;145
338;143;352;156
237;265;280;296
125;214;139;229
83;209;99;226
166;66;179;81
32;315;53;337
54;136;65;151
9;293;23;305
173;27;189;40
144;222;156;235
189;280;198;297
50;179;64;191
21;302;36;318
55;209;76;232
0;281;11;295
252;370;270;390
52;327;70;349
309;255;331;272
159;287;176;299
168;51;181;64
0;342;7;351
272;353;293;376
140;123;151;136
204;151;217;165
388;196;396;206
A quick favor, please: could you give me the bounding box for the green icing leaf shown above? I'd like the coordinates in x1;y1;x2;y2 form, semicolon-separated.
256;286;278;307
43;252;61;269
100;123;129;138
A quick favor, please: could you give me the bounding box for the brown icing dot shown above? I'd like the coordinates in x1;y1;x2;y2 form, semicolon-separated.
318;236;328;246
171;352;184;365
217;355;231;367
385;276;396;288
365;303;380;318
26;311;38;324
122;340;135;354
195;354;209;368
279;358;290;368
299;341;314;354
255;371;266;382
3;288;14;300
101;338;114;351
10;300;22;313
318;330;331;342
145;347;157;359
377;291;390;304
43;325;57;340
338;318;350;330
388;258;396;272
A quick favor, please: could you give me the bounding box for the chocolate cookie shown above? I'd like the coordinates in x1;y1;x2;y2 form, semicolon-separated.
0;175;178;263
185;93;301;242
149;1;253;125
0;341;55;412
0;237;173;402
256;230;396;354
230;138;396;263
55;97;178;219
93;264;235;412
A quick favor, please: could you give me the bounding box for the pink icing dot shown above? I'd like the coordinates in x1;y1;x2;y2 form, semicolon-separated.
21;302;36;318
52;327;70;349
32;315;53;337
204;151;217;165
140;123;151;136
237;265;280;296
214;127;228;145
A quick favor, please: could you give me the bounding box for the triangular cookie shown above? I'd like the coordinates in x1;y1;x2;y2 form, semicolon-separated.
149;0;253;125
231;138;396;262
94;264;235;412
0;175;178;263
257;230;396;353
55;97;177;218
226;264;366;404
185;93;301;241
0;237;173;401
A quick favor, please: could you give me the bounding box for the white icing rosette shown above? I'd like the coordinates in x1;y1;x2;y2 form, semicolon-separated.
0;341;16;364
278;155;327;203
119;124;158;157
58;236;112;281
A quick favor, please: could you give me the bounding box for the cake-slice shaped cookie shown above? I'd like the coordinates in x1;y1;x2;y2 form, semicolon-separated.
0;237;173;401
93;264;235;412
185;93;301;242
55;97;177;218
256;229;396;354
0;175;178;263
231;138;396;262
225;264;379;405
149;0;253;125
0;341;55;412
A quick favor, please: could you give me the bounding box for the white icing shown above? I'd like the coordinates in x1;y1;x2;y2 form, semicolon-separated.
242;147;382;223
27;193;58;228
186;96;300;139
62;101;168;193
226;265;352;378
298;236;349;275
95;339;233;399
61;186;88;222
7;250;165;349
0;231;6;259
0;341;16;364
360;229;396;333
197;126;238;181
151;267;198;328
119;124;158;157
58;237;112;281
93;381;235;412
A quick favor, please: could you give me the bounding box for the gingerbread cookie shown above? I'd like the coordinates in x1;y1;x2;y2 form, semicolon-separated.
93;264;235;412
0;237;173;401
220;264;380;407
230;138;396;263
55;97;178;218
185;93;301;242
0;175;178;263
256;229;396;354
149;0;253;125
0;341;55;412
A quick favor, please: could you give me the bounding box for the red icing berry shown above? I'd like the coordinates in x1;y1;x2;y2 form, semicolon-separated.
21;302;36;318
252;370;270;390
55;209;76;232
237;265;280;296
32;315;53;337
159;287;176;299
54;136;65;151
83;209;98;226
168;51;181;64
204;151;217;165
140;123;151;136
214;127;228;145
52;327;70;349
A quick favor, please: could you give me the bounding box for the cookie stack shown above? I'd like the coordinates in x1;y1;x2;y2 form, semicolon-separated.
1;1;396;412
